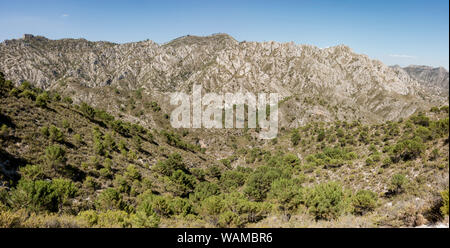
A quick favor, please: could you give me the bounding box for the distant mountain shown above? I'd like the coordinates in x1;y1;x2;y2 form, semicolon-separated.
391;65;448;91
0;34;447;128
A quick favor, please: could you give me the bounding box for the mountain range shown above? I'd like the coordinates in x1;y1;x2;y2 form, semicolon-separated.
0;34;448;129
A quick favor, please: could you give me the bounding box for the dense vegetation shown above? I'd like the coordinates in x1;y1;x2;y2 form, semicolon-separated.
0;72;448;227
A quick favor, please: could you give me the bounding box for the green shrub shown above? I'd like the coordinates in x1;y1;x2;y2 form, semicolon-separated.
133;193;161;227
73;134;83;146
411;113;430;127
44;145;66;169
414;126;432;141
441;189;449;216
19;164;45;180
207;165;221;179
96;210;132;228
84;176;98;191
7;178;77;212
93;139;105;156
111;120;131;136
218;210;243;227
317;130;325;142
0;124;8;137
113;175;131;194
35;92;49;107
290;129;301;146
49;125;64;142
19;89;36;100
382;157;392;167
165;170;196;197
352;190;378;215
391;137;425;162
125;164;141;181
77;210;98;227
199;196;225;226
305;182;349;220
80;102;95;119
220;170;246;189
63;97;73;104
390;174;407;194
95;188;125;211
153;153;185;176
244;167;285;201
268;178;303;214
9;88;19;97
169;197;193;217
190;182;220;202
191;168;206;181
103;133;115;150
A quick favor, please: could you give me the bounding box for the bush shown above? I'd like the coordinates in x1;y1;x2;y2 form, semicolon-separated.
190;182;220;202
220;170;246;189
113;175;131;194
103;133;115;151
7;178;77;213
153;153;185;176
352;190;378;215
63;97;73;104
441;189;449;216
207;165;221;179
44;145;66;169
290;129;301;146
382;157;392;167
268;178;303;215
414;126;432;141
73;134;83;146
411;113;430;127
0;124;8;137
9;88;19;97
19;164;45;180
49;125;64;142
111;120;131;136
244;167;285;201
165;170;196;197
305;182;349;220
51;178;78;209
169;197;193;217
35;92;49;107
390;174;407;194
80;102;95;119
391;137;425;161
125;164;141;181
93;140;105;156
96;210;132;228
133;192;161;227
19;89;36;100
199;196;225;226
95;188;125;211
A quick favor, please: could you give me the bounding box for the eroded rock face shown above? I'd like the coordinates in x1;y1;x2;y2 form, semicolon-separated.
393;65;449;91
0;34;447;127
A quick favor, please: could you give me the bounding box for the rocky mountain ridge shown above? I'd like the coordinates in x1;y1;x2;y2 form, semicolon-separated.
0;34;447;128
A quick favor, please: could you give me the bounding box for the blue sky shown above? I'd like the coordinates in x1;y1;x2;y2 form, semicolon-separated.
1;0;448;69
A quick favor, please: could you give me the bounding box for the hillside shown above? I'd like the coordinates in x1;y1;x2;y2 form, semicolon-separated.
0;72;448;227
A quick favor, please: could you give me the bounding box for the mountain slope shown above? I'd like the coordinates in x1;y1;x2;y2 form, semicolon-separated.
0;74;449;227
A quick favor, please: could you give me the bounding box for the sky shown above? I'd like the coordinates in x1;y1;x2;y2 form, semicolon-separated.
0;0;449;69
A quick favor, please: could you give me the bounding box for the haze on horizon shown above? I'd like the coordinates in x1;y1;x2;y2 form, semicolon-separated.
0;0;448;69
